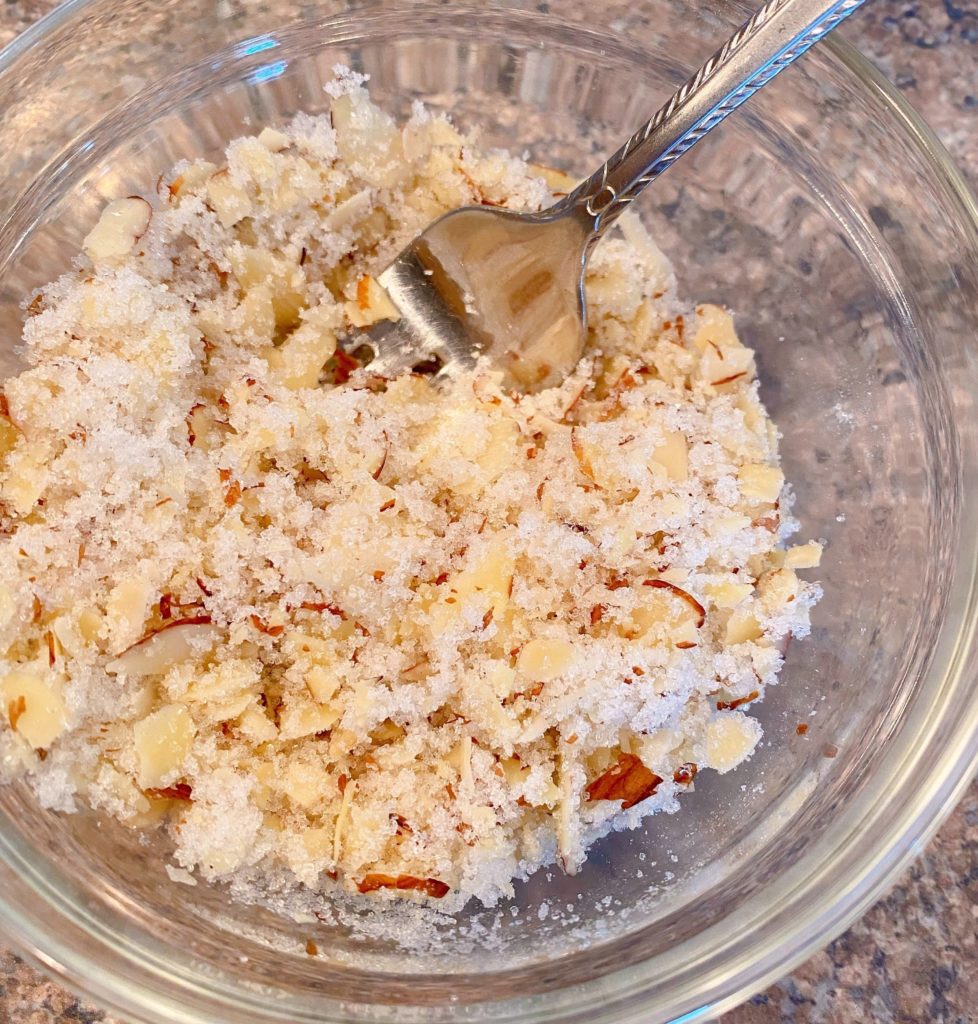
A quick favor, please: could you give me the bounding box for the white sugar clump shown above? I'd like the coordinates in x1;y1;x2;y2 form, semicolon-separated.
0;73;822;909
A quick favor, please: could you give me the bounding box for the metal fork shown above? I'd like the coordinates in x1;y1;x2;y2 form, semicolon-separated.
367;0;866;391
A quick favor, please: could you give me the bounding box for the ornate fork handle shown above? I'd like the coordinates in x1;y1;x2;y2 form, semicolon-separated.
563;0;867;238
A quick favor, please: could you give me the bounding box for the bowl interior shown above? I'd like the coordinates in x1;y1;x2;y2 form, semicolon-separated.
0;1;974;1021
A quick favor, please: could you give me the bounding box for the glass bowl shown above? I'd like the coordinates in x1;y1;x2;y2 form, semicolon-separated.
1;1;977;1022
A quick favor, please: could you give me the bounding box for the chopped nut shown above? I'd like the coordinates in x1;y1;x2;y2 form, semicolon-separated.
133;705;196;788
725;609;763;645
517;638;574;681
650;431;688;482
346;276;401;327
356;873;450;898
703;713;761;773
738;464;785;503
570;427;596;483
673;762;698;785
207;169;252;228
0;672;67;749
642;579;706;628
106;617;219;677
249;614;285;637
716;689;759;711
585;753;661;810
784;541;823;569
258;126;290;152
83;197;152;263
145;783;193;801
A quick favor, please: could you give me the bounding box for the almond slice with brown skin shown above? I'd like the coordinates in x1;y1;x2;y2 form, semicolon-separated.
356;873;449;898
83;197;152;263
144;783;193;801
642;579;706;627
106;617;220;677
570;427;597;483
585;753;662;810
715;689;759;711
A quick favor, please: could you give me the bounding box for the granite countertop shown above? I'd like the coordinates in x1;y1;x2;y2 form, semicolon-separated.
1;1;977;1021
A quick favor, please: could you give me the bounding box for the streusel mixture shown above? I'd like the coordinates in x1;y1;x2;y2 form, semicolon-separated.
0;72;821;906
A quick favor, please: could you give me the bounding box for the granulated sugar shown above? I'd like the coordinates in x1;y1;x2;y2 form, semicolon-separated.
0;73;821;908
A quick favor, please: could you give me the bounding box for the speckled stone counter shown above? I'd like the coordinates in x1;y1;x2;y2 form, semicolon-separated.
0;1;976;1021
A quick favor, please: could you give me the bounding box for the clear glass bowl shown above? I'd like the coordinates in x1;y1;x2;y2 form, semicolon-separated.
1;1;977;1022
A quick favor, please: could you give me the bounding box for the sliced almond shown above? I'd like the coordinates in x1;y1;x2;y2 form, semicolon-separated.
705;581;753;610
528;162;578;195
133;704;196;788
207;169;252;228
266;328;337;390
517;637;574;682
105;577;154;649
325;190;373;232
642;579;706;628
257;126;290;152
585;752;661;810
356;873;449;898
0;672;67;749
345;275;401;327
107;618;220;677
738;464;784;503
570;427;596;483
725;609;763;645
650;431;688;483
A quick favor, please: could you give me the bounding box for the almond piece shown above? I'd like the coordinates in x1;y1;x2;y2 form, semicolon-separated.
265;328;337;390
331;92;407;188
369;718;406;746
705;581;753;609
716;689;759;711
702;713;761;773
517;637;574;682
725;609;763;645
783;541;823;569
0;672;67;749
738;464;784;503
324;189;373;232
257;126;290;152
356;873;449;898
528;162;578;195
585;752;662;810
106;618;220;677
305;665;340;704
650;431;688;483
133;704;196;788
570;427;597;483
105;577;155;649
345;275;401;327
207;169;252;228
144;782;193;801
643;579;706;627
83;197;152;263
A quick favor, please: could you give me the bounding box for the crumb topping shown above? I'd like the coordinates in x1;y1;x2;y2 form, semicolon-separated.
0;73;821;907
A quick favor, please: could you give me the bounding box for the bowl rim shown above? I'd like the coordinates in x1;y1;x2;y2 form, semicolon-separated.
0;2;977;1023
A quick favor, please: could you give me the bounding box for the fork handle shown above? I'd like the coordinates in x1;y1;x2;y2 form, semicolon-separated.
562;0;867;239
